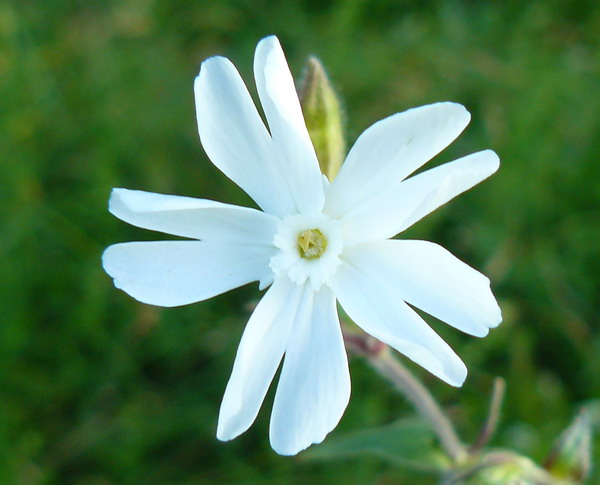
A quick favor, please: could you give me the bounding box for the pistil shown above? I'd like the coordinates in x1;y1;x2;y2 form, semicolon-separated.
297;229;328;259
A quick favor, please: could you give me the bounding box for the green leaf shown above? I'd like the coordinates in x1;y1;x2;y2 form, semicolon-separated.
303;417;447;472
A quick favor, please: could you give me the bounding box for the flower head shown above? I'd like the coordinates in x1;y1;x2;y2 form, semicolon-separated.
103;35;502;455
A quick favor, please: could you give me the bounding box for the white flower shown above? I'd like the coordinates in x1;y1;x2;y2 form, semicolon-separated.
102;35;502;456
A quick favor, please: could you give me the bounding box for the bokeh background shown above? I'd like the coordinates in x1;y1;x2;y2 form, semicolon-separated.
1;0;599;483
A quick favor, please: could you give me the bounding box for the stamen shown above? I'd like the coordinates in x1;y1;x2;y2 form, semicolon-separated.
297;229;328;259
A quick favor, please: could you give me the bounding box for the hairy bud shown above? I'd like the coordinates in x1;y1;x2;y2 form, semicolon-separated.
299;57;346;181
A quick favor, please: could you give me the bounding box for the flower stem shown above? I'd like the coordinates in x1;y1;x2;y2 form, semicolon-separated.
343;328;468;464
470;377;506;453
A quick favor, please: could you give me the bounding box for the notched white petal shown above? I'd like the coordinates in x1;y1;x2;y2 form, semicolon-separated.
269;286;350;455
339;149;500;245
326;102;471;219
330;261;468;387
254;36;312;143
346;240;502;337
109;188;278;245
254;36;325;215
195;55;295;216
102;241;275;307
217;278;304;441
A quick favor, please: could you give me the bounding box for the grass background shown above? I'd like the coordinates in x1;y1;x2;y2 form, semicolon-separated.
1;0;599;483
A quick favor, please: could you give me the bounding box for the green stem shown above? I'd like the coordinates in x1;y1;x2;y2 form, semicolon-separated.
343;329;468;464
470;377;506;453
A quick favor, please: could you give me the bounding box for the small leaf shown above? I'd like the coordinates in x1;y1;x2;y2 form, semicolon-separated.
303;417;446;472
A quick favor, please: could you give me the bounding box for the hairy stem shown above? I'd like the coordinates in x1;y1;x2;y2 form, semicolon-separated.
470;377;506;453
343;328;468;463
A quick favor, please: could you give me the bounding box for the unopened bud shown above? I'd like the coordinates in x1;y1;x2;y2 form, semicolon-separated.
544;409;592;483
455;451;566;485
299;57;346;181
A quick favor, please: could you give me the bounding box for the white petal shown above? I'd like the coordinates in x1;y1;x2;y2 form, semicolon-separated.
342;241;502;338
109;188;278;245
330;260;467;386
217;277;304;441
340;150;500;245
195;55;295;216
270;286;350;455
102;241;275;307
254;36;325;215
326;102;471;218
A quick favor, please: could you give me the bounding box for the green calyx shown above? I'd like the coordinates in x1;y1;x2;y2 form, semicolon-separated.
299;56;346;182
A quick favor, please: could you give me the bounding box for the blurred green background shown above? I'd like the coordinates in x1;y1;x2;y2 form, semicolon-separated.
1;0;599;483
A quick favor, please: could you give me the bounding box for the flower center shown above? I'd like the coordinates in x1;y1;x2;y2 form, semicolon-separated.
270;214;343;290
297;229;327;259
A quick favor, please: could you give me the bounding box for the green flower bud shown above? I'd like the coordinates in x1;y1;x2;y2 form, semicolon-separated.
451;451;569;485
544;410;592;483
299;56;346;181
